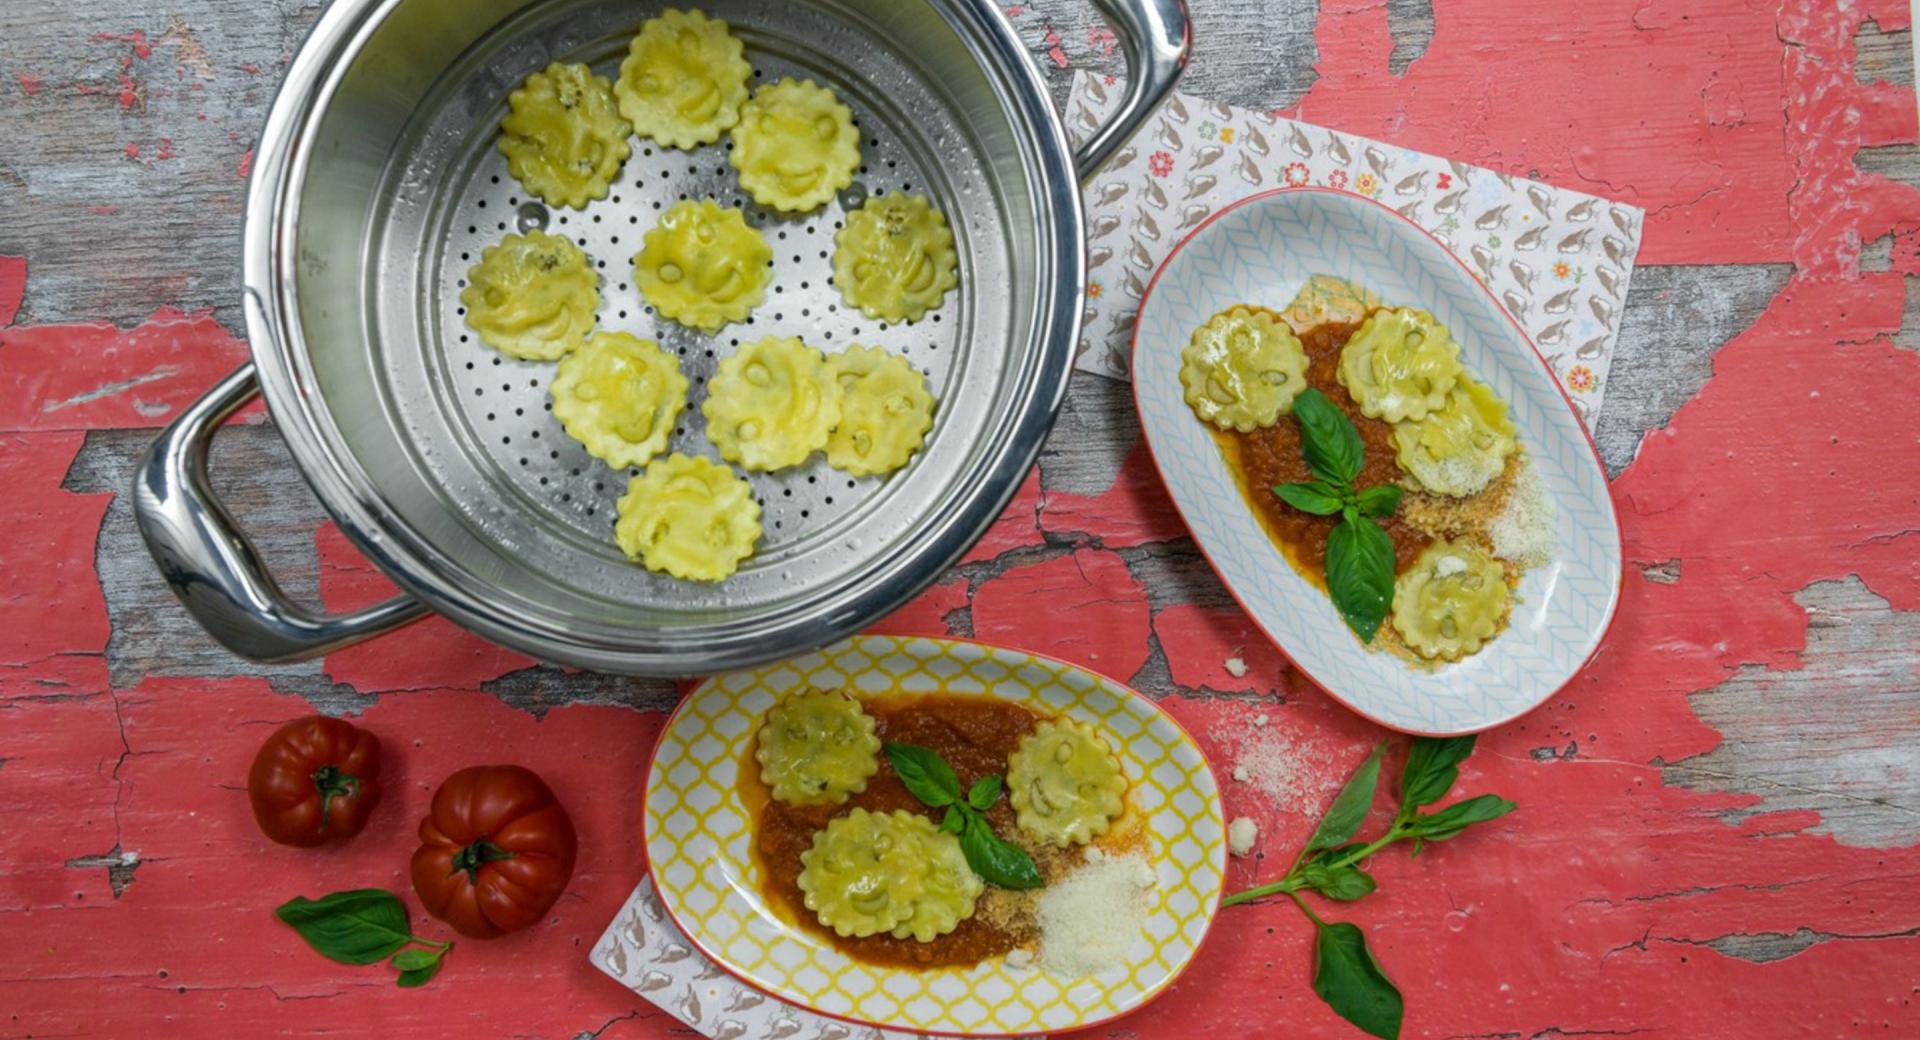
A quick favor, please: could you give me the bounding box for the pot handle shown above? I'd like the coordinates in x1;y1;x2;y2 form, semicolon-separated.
132;362;429;663
1074;0;1191;181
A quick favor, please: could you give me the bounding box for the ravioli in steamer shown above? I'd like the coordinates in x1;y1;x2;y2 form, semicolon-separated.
755;689;882;807
703;336;841;471
614;8;752;149
825;345;934;476
729;78;861;213
633;199;772;332
549;331;687;470
613;453;761;582
832;192;960;323
497;61;632;210
459;229;599;361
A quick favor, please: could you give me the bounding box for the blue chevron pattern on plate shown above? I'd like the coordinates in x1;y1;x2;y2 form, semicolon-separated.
1131;188;1623;735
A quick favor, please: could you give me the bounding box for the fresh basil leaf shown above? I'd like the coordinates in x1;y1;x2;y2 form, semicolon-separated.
1352;483;1402;518
959;817;1044;890
1274;481;1346;516
1399;736;1476;810
390;948;441;972
395;958;444;988
883;742;962;807
940;805;964;834
1306;743;1385;853
276;889;412;966
1292;389;1365;486
1326;516;1395;642
1312;920;1404;1040
1405;794;1516;842
1300;861;1376;901
968;774;1003;811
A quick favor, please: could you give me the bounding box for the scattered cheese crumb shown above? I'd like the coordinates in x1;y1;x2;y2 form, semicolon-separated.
1223;656;1249;677
1085;846;1105;863
1232;764;1251;783
1251;713;1268;727
1037;853;1156;976
1434;554;1468;577
1004;949;1033;970
1490;457;1556;568
1228;816;1259;856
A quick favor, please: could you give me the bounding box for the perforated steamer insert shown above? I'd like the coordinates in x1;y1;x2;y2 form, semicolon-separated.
135;0;1188;675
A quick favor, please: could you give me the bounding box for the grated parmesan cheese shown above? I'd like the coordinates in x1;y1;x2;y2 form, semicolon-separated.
1036;852;1156;976
1490;457;1556;568
1228;817;1259;856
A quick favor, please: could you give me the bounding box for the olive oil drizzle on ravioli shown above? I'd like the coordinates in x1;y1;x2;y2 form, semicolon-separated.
613;453;761;582
614;8;752;149
633;199;772;332
498;62;633;210
729;78;861;213
1391;378;1517;497
1179;306;1311;432
825;345;934;476
1007;718;1127;848
460;230;599;361
550;332;687;470
703;336;841;471
755;689;882;807
1391;540;1511;661
832;193;959;323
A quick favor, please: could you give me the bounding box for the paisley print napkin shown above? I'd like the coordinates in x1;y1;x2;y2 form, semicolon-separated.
1063;71;1644;430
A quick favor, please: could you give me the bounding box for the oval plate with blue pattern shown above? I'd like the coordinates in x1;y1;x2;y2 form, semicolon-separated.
1132;187;1622;735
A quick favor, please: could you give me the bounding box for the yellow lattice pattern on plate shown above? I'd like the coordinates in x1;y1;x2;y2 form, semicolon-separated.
644;635;1227;1036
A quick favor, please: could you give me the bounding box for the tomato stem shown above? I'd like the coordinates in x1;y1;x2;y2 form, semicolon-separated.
449;838;515;883
309;764;361;835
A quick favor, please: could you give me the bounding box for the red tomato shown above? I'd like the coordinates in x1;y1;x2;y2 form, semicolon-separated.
246;716;383;847
410;765;577;939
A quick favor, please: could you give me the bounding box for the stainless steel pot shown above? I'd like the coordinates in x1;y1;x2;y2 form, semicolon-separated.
135;0;1187;675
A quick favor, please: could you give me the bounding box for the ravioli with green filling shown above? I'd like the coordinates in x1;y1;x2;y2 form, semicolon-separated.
1180;306;1310;432
1392;378;1517;497
613;453;760;581
1337;307;1463;422
703;336;840;471
550;332;687;470
755;689;882;807
796;809;932;938
1007;718;1127;848
498;62;632;210
729;78;860;213
832;193;959;323
825;345;934;476
614;8;752;149
634;199;772;332
460;230;599;361
1391;540;1510;661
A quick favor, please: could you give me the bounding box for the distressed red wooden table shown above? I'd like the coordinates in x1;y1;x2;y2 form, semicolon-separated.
4;1;1918;1037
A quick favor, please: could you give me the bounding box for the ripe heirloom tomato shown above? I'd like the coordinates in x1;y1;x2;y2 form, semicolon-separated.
410;764;577;939
247;716;383;847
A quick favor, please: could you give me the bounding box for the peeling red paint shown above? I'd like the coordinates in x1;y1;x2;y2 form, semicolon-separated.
123;141;139;159
0;257;24;326
115;73;137;110
15;73;43;96
970;549;1151;679
314;524;537;693
863;576;970;638
1152;602;1290;696
238;148;253;179
155;136;174;161
0;307;248;432
1038;441;1185;547
0;432;112;697
95;29;152;60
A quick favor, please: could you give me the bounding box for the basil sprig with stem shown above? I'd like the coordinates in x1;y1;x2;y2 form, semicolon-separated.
883;742;1043;890
276;889;454;988
1272;388;1402;642
1221;737;1516;1039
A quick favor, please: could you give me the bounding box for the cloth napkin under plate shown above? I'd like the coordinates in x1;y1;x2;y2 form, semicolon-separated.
1062;71;1644;431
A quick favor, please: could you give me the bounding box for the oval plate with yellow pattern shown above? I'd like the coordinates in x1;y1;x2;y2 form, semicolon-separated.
643;635;1227;1037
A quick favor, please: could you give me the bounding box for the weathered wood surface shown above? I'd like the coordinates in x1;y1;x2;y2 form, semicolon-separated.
4;0;1920;1037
